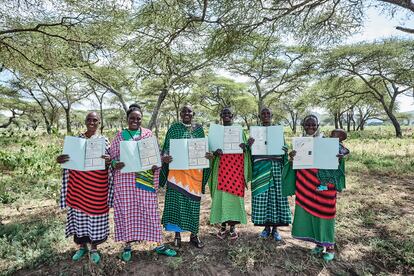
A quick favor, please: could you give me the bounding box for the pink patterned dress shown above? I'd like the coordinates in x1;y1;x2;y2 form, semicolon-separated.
110;128;162;243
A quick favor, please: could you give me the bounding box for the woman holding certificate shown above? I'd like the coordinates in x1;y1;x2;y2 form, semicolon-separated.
207;107;252;240
283;115;347;262
56;112;112;264
160;105;210;249
250;108;291;241
110;104;176;262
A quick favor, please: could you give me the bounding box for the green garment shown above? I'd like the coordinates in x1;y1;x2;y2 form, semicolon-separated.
251;159;291;226
208;133;252;224
251;152;288;196
291;204;335;246
121;128;141;140
159;122;209;234
281;159;346;246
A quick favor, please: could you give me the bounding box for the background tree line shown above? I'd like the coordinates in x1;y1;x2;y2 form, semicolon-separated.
0;0;413;137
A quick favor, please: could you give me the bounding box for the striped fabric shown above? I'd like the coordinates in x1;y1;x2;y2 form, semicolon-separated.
136;170;155;193
295;169;337;219
251;159;291;226
251;159;272;197
66;170;109;215
110;128;162;243
59;133;113;244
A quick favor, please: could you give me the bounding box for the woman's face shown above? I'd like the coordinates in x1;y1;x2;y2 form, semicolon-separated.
220;108;233;124
304;117;318;136
85;113;100;133
180;106;194;124
128;111;142;130
260;108;272;125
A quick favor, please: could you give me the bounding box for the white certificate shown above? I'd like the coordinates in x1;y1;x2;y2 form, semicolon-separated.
170;138;209;170
62;136;106;171
138;137;160;170
250;126;284;155
188;138;209;168
293;137;314;167
208;124;243;154
292;137;339;170
120;136;161;173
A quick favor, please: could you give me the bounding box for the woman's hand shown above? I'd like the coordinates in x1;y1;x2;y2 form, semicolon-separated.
205;152;215;161
151;165;159;173
247;137;255;147
101;154;111;165
161;155;173;164
56;154;69;164
113;161;125;170
288;150;296;162
214;149;223;157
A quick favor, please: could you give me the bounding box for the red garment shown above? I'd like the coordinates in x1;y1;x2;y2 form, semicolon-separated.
66;169;109;216
295;169;337;219
217;154;245;197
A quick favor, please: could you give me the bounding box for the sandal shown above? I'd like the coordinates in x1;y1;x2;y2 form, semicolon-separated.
272;231;282;241
190;235;204;249
90;250;101;264
260;228;271;238
72;247;88;261
323;252;335;261
229;230;239;241
216;228;228;240
155;245;177;257
121;248;132;262
310;246;324;255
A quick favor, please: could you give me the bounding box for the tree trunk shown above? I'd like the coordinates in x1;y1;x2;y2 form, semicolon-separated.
379;96;402;138
334;113;339;129
148;88;169;130
292;113;298;134
100;104;104;133
387;111;402;137
65;107;71;134
346;111;353;132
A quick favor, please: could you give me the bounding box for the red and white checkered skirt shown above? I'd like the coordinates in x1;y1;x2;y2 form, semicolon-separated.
111;129;162;243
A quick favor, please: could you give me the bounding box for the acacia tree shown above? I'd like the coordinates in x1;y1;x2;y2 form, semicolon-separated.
322;39;414;137
38;72;92;134
227;34;314;114
7;73;61;134
0;86;26;128
192;73;248;114
0;0;119;72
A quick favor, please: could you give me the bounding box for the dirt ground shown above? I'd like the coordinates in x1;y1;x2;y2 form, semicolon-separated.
8;171;414;275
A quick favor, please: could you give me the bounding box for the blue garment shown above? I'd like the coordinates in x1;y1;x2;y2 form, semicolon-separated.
165;223;187;233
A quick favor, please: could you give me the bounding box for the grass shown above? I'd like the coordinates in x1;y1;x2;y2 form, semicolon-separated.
0;126;413;275
0;213;68;275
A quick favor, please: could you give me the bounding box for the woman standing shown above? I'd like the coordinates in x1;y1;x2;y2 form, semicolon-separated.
57;112;112;264
250;108;291;240
110;104;176;262
283;115;346;261
160;105;209;248
207;107;252;240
